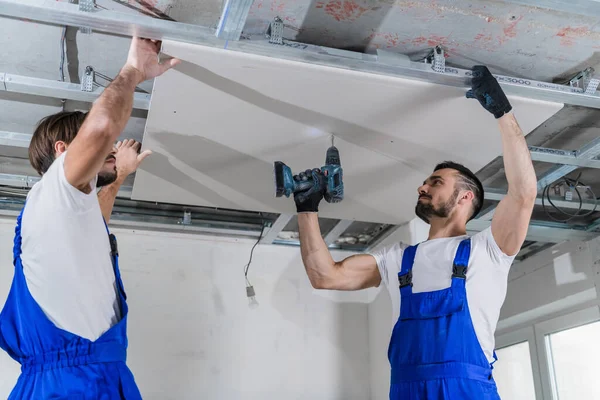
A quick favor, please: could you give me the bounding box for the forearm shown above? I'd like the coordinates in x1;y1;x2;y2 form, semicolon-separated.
88;66;141;143
498;113;538;201
65;67;142;190
98;175;126;223
298;213;338;288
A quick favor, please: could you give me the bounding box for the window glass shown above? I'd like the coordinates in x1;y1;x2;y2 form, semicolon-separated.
494;341;536;400
546;320;600;400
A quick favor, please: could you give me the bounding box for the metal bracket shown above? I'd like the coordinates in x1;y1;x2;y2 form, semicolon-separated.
432;45;445;73
267;16;284;45
586;77;600;95
78;0;95;34
569;67;594;90
81;66;94;92
182;210;192;225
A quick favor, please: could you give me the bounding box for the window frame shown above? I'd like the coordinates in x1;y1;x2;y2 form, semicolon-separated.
533;305;600;400
495;326;543;400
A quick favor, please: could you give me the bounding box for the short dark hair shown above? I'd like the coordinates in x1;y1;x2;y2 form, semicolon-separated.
29;111;87;175
434;161;484;220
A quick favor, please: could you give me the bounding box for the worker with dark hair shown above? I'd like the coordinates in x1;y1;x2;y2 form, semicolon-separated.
293;66;535;399
0;37;179;399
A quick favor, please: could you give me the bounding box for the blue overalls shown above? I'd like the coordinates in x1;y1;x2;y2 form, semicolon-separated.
388;238;501;399
0;206;142;399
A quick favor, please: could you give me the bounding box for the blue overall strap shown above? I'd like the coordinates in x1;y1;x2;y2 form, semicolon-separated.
397;244;418;295
103;218;126;300
451;238;471;289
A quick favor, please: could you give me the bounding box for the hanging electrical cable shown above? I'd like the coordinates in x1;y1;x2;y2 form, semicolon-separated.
243;215;265;308
541;172;598;223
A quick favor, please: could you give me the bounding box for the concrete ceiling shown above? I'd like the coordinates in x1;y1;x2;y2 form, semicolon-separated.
161;0;600;82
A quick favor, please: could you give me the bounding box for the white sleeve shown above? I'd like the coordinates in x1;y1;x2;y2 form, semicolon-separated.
472;227;517;268
37;152;99;213
368;242;404;288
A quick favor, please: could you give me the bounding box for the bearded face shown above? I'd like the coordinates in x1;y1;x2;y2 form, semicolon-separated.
415;169;462;224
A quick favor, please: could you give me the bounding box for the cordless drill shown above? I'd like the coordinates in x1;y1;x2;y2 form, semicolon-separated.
273;145;344;203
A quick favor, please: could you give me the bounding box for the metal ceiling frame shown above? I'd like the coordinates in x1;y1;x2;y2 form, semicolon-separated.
484;187;599;213
478;137;600;221
260;213;293;244
535;137;600;191
0;172;133;198
529;145;600;169
215;0;254;40
466;219;598;243
0;72;151;110
3;1;600;108
0;0;599;250
0;131;31;149
0;169;595;246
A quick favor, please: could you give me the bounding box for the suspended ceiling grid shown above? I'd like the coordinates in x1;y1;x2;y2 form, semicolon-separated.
0;0;599;256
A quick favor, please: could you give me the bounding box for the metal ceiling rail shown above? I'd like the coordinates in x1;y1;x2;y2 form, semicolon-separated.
0;207;265;239
466;219;598;243
323;219;354;246
2;1;600;108
0;172;594;245
529;145;600;169
478;137;600;220
0;72;151;110
0;172;133;198
484;187;599;212
0;130;31;149
215;0;254;41
536;137;600;192
259;213;293;244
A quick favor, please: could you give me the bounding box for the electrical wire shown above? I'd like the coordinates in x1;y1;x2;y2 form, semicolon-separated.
244;217;265;287
59;26;67;82
541;173;598;223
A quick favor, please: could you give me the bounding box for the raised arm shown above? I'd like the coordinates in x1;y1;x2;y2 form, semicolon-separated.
295;169;381;290
64;38;178;192
490;113;537;255
467;66;537;256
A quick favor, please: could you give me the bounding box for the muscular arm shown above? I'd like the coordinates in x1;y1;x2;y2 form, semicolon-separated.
64;38;177;193
298;213;381;290
490;113;537;256
64;67;142;193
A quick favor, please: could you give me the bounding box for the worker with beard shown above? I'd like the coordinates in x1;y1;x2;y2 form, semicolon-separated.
292;66;536;400
0;37;179;399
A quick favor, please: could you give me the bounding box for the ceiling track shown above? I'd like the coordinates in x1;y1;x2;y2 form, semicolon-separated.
0;177;596;246
2;1;600;108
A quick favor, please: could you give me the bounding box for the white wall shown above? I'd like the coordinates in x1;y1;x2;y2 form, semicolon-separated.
497;236;600;335
0;217;372;400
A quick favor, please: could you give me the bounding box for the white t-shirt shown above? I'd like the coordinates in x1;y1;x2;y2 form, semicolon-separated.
369;227;515;363
20;152;121;341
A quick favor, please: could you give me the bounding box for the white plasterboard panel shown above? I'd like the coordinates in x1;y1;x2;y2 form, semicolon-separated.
132;40;563;224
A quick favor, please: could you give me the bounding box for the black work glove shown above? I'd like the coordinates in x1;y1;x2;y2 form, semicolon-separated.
293;168;325;213
466;65;512;119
